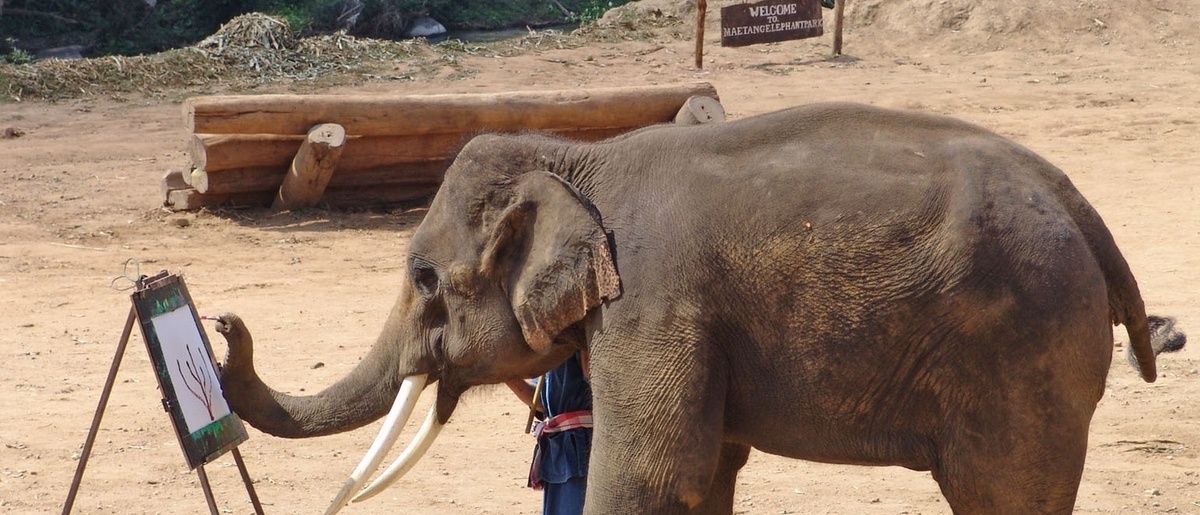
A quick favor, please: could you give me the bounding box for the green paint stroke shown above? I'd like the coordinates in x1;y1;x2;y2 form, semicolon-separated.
150;292;187;318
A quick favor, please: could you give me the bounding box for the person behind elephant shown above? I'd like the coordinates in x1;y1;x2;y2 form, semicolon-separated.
506;352;593;515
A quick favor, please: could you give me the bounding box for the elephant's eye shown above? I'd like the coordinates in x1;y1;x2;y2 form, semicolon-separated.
411;265;440;299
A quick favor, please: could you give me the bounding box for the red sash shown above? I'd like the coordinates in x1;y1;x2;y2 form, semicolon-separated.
527;410;593;489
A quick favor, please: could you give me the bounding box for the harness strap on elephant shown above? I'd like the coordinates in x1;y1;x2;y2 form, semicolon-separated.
527;410;593;490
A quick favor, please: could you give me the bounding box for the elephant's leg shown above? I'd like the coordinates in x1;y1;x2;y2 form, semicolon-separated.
930;295;1111;514
585;411;727;513
932;396;1096;514
584;333;729;514
688;442;750;515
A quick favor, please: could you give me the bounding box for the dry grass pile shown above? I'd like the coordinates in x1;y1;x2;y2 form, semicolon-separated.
0;13;427;101
1;51;223;102
195;12;297;54
492;7;687;57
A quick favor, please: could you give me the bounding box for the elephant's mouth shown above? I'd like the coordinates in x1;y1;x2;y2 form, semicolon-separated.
426;325;466;422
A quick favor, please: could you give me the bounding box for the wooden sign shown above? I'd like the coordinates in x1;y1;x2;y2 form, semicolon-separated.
721;0;823;48
132;272;248;470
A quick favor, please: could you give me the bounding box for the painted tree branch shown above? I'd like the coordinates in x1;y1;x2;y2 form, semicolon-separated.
177;345;216;421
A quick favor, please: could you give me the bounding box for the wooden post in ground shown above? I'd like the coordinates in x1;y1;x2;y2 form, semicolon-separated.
833;0;847;55
272;123;346;211
695;0;707;69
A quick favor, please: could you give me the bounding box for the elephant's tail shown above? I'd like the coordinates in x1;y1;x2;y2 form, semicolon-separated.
1131;315;1188;370
1048;172;1163;381
1099;259;1160;383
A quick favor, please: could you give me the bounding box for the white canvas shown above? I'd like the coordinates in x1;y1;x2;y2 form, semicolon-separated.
152;306;233;433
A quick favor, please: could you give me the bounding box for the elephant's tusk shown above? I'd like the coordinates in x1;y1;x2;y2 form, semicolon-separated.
352;405;444;502
323;374;427;515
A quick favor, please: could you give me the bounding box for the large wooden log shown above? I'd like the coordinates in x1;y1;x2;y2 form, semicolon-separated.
192;133;450;173
165;183;440;211
189;126;632;175
192;160;448;196
187;125;639;196
165;187;274;211
273;123;347;211
184;83;719;136
161;170;190;199
189;133;307;172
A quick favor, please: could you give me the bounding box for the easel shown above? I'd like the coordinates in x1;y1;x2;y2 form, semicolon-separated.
63;271;265;515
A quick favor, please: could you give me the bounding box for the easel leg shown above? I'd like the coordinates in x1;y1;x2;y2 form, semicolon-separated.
62;307;137;515
196;465;220;515
232;447;266;515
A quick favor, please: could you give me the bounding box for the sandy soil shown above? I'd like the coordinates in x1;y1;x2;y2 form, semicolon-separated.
2;1;1198;513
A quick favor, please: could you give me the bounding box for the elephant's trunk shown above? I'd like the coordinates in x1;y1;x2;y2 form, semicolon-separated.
212;302;449;513
213;312;406;438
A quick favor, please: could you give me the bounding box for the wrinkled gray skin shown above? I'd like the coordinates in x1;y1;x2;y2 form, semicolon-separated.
217;102;1187;514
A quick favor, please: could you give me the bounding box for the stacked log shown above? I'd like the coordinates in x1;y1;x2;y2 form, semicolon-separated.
165;83;720;211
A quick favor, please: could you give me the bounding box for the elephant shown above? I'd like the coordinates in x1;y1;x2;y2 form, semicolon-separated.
213;101;1186;514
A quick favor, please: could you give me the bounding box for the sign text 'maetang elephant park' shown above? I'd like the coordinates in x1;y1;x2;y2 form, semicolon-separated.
721;0;823;47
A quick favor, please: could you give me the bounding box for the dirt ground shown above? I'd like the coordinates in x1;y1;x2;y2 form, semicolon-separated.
2;1;1198;513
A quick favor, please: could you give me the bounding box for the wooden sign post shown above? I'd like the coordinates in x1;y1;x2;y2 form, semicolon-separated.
63;271;263;515
833;0;847;55
695;0;707;69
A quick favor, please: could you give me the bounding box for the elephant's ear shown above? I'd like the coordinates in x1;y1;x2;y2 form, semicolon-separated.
481;171;620;353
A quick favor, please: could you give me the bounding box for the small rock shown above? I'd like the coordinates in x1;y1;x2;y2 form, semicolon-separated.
170;218;190;228
405;15;446;37
1145;488;1161;496
311;362;325;369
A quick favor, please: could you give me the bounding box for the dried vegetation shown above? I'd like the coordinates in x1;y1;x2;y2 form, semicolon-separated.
0;9;686;102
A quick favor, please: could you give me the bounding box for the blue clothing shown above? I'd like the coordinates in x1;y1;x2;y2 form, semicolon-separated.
535;353;592;514
543;476;587;515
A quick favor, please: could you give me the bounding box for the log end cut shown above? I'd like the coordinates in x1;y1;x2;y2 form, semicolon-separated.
272;123;347;211
674;95;726;125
